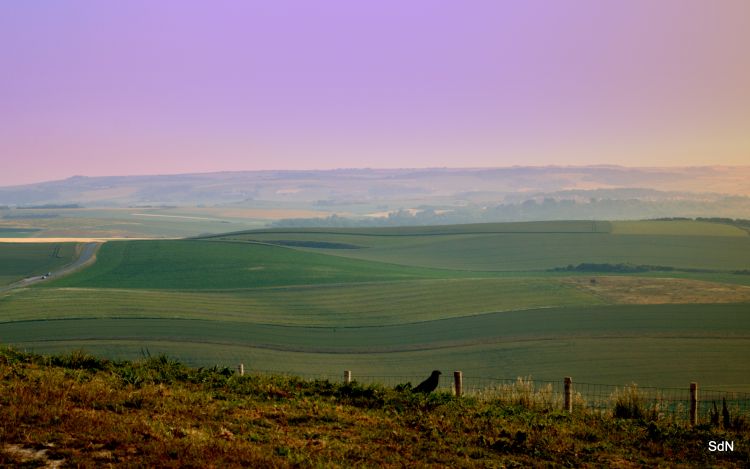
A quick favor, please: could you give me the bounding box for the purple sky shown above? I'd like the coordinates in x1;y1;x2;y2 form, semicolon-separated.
1;0;749;186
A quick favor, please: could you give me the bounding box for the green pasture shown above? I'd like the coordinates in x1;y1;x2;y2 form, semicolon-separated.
211;220;613;256
210;220;750;272
308;233;750;271
214;220;613;237
23;221;750;292
0;243;78;286
4;304;749;390
44;240;482;290
0;278;603;326
2;219;749;390
3;303;746;353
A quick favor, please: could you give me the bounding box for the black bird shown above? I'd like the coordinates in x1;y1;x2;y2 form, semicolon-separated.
413;370;441;393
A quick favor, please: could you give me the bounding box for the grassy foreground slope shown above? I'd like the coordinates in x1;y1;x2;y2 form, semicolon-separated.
0;243;78;286
1;349;748;468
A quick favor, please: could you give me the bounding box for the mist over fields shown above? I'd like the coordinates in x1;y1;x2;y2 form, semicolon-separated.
1;166;749;229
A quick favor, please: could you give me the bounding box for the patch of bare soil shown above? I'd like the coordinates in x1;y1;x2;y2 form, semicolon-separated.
564;276;750;304
0;237;172;243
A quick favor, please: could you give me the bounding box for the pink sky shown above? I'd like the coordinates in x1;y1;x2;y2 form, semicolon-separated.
1;0;749;186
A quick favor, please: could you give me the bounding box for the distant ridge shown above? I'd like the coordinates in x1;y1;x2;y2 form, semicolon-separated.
1;166;749;207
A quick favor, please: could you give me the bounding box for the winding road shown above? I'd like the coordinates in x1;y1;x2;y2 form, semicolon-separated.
0;242;100;293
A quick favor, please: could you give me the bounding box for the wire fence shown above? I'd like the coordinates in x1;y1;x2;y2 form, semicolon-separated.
244;367;750;425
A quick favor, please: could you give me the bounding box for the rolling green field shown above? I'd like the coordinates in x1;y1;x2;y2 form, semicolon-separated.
0;278;602;326
5;305;749;390
212;220;750;271
43;240;480;290
1;219;749;390
3;303;747;353
0;243;78;286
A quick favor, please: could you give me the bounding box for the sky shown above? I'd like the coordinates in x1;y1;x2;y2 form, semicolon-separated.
1;0;749;186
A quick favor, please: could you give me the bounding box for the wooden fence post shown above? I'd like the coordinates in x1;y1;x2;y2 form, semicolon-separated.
690;382;698;426
454;371;463;397
237;363;244;376
344;370;352;384
564;377;573;413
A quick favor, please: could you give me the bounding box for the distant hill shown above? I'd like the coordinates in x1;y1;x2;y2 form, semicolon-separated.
1;166;749;207
1;166;749;224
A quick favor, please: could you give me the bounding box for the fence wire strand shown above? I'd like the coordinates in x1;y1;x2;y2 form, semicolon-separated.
244;368;750;424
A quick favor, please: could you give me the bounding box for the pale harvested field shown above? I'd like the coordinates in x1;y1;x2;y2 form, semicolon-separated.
160;207;340;219
0;237;169;243
564;275;750;304
610;220;748;236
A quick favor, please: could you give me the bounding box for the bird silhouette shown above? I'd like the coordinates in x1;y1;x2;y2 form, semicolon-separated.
413;370;441;393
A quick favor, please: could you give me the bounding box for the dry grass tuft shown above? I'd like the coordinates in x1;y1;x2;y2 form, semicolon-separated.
565;276;750;304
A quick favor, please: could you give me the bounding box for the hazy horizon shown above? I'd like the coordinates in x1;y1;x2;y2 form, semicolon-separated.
4;163;750;190
2;1;749;186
